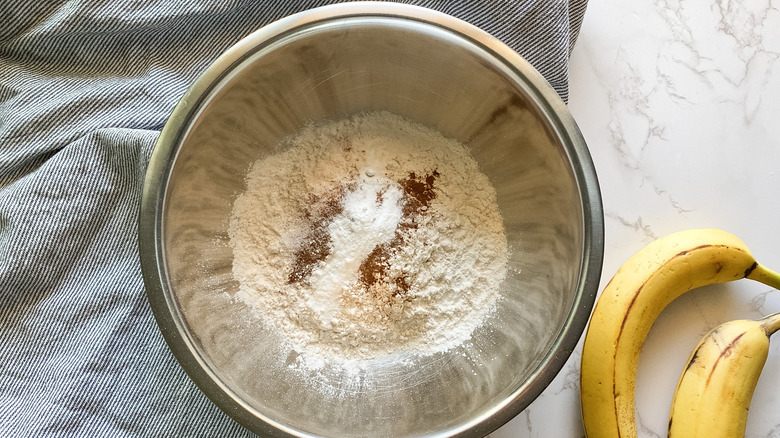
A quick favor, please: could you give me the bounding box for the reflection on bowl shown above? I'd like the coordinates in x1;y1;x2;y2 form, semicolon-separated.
139;2;604;437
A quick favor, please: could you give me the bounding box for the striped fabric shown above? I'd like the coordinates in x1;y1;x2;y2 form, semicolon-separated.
0;1;587;436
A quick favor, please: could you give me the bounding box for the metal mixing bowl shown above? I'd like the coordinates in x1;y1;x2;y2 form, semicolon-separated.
139;2;604;437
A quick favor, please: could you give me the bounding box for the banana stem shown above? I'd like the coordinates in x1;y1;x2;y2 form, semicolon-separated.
747;263;780;290
760;312;780;336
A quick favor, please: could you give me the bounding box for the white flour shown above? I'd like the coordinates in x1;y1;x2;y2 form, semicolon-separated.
229;111;508;362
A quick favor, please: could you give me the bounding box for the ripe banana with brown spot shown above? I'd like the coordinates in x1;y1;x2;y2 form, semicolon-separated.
579;228;780;438
668;312;780;438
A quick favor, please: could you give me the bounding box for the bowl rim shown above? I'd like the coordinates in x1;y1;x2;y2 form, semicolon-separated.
138;2;604;437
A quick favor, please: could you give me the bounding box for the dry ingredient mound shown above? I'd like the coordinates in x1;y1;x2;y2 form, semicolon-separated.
229;111;508;361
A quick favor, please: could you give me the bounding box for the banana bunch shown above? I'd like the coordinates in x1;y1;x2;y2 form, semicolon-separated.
580;228;780;438
668;312;780;437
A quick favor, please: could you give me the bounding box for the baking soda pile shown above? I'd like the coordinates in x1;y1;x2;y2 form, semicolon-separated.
229;112;509;361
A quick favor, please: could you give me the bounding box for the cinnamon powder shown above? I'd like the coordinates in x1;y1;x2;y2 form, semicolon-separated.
358;171;439;295
288;189;345;284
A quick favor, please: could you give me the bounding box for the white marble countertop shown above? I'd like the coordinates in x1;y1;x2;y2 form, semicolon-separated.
491;1;780;437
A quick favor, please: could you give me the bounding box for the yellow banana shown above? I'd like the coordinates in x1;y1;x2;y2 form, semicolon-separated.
580;228;780;438
667;313;780;438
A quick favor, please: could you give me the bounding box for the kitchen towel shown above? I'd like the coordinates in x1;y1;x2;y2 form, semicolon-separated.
0;1;587;436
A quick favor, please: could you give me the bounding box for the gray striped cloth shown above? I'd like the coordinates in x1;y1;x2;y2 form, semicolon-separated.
0;1;587;436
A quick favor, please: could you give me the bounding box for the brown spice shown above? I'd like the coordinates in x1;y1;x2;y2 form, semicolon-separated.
357;170;439;295
401;170;439;217
288;188;345;284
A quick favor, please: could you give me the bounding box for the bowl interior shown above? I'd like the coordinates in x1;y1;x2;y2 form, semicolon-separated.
156;14;592;438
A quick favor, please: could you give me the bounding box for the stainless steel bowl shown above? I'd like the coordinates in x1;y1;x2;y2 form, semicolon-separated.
139;2;603;437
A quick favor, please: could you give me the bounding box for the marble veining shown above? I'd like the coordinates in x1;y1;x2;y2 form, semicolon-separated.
490;0;780;437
